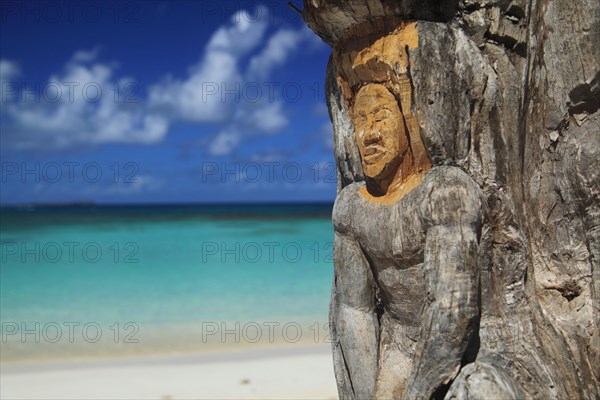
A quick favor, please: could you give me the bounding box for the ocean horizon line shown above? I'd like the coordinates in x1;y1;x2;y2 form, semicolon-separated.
0;200;335;209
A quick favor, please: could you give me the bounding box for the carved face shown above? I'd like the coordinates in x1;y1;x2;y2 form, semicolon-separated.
352;84;408;179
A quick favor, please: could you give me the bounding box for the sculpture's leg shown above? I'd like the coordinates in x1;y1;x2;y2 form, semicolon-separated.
374;314;416;398
444;362;524;400
329;279;355;399
329;227;379;399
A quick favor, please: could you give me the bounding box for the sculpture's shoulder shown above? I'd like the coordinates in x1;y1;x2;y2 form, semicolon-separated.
332;181;363;235
420;166;484;227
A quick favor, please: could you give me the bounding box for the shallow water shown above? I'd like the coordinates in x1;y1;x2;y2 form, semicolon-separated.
0;204;334;361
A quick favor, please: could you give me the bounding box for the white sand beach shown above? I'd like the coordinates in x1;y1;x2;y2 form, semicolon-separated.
0;344;338;400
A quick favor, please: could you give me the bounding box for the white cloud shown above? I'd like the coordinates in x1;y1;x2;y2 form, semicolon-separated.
0;59;20;82
149;6;321;156
209;128;240;156
202;23;325;156
149;8;314;155
149;51;239;123
71;47;102;63
1;5;325;153
247;101;288;133
247;25;314;79
1;53;169;149
208;100;289;156
148;6;268;123
207;8;269;56
0;60;21;103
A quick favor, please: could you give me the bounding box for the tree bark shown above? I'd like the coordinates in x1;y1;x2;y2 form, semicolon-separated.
303;0;599;398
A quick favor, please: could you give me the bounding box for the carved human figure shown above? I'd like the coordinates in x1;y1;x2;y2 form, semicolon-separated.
330;25;488;399
304;0;598;397
353;84;409;198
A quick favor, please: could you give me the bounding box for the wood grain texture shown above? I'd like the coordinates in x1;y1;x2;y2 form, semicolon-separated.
304;0;600;398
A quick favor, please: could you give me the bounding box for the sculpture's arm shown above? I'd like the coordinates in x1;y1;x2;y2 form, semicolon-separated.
331;230;379;399
406;180;481;399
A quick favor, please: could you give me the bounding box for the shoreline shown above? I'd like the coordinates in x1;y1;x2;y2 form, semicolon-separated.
1;342;332;373
0;324;333;365
1;343;338;400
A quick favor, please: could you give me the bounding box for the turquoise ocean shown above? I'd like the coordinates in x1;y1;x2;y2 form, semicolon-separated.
0;204;334;362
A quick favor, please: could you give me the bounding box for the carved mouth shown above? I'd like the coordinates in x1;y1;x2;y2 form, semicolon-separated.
364;144;386;157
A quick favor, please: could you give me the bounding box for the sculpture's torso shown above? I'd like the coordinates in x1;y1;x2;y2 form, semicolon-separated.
336;182;428;326
333;165;483;395
333;169;437;326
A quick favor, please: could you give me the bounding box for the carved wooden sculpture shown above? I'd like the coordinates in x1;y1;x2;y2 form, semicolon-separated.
302;1;599;399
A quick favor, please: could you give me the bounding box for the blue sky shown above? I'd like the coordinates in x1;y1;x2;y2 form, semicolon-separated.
0;1;335;204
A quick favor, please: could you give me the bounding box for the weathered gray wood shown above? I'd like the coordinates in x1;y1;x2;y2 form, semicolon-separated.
304;0;599;398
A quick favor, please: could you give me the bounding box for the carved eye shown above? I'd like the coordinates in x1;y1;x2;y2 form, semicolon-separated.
374;110;388;122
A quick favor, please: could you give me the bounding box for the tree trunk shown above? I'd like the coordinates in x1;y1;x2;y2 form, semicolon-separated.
302;0;599;398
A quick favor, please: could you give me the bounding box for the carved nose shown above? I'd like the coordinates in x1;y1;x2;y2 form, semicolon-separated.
364;131;382;146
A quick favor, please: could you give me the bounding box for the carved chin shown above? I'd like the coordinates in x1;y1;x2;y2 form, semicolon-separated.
363;155;402;181
363;163;386;178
